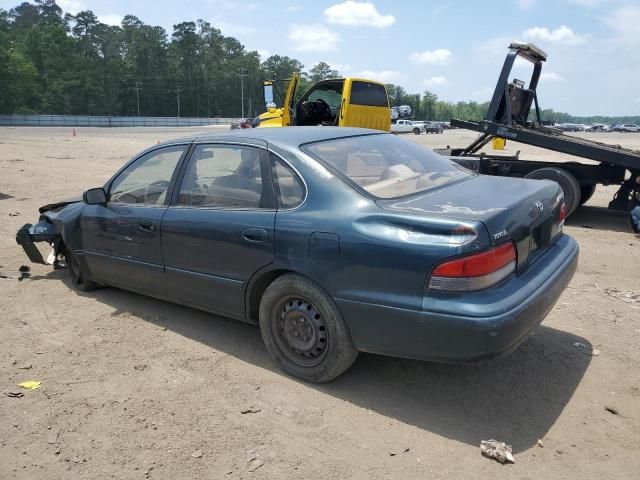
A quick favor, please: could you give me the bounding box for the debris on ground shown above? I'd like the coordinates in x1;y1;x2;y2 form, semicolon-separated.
9;212;20;216
592;349;601;356
17;380;41;390
537;439;544;448
47;427;61;444
247;458;264;472
480;439;515;464
18;363;32;369
18;265;31;281
240;407;261;414
604;288;640;308
605;406;619;415
6;390;24;398
191;450;203;459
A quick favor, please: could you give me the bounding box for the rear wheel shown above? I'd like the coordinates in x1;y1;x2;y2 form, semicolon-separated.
413;128;421;135
65;249;99;291
259;274;358;383
579;184;596;206
525;167;581;216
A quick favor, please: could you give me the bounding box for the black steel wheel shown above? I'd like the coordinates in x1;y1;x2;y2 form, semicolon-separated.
65;249;99;291
259;274;358;383
273;296;329;367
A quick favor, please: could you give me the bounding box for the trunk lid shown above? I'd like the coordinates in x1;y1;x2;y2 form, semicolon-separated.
378;175;564;266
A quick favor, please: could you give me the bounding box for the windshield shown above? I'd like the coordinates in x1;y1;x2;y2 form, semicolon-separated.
301;134;473;199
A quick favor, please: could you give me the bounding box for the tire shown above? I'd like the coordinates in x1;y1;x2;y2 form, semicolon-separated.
259;274;358;383
579;184;596;206
525;167;581;216
413;128;421;135
65;248;99;291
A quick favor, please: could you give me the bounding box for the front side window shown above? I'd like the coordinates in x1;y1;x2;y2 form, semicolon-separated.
109;145;186;205
301;134;473;199
178;144;270;209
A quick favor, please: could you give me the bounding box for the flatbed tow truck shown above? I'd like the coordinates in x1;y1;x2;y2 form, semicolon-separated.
443;42;640;217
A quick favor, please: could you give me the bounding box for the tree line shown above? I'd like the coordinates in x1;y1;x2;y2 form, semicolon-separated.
0;1;637;124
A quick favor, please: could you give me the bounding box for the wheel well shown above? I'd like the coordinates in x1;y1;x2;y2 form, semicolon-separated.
246;269;293;323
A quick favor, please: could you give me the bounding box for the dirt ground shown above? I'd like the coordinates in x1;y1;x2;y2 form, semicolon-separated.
0;126;638;479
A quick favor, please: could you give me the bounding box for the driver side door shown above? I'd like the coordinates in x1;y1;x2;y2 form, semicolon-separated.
80;144;188;295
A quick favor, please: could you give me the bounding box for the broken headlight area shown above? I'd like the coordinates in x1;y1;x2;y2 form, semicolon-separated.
15;218;66;268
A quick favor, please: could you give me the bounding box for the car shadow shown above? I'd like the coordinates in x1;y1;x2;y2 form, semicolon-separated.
567;205;631;233
35;270;592;453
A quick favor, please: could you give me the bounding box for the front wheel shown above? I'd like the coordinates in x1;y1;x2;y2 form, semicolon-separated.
259;274;358;383
65;249;99;291
413;128;421;135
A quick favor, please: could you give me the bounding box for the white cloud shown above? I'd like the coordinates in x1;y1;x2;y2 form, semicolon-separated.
423;76;449;88
603;5;640;47
355;69;403;83
517;0;535;10
523;25;588;45
409;48;452;65
255;49;271;60
568;0;612;7
98;14;123;26
540;72;565;82
324;1;395;28
57;0;85;14
287;5;302;12
216;21;258;37
289;24;340;52
471;88;494;100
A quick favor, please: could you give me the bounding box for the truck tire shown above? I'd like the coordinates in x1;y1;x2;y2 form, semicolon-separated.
259;274;358;383
413;128;421;135
525;167;581;216
579;184;596;206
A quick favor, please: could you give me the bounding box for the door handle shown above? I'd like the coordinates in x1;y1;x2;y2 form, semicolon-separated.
242;228;268;243
138;219;155;232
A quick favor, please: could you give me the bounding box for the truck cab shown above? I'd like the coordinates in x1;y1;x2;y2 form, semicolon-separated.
258;74;390;132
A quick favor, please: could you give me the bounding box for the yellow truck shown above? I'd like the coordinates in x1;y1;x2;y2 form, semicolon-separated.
257;73;391;131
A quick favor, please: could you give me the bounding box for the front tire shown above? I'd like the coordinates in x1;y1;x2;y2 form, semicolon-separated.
259;274;358;383
413;128;421;135
65;249;99;291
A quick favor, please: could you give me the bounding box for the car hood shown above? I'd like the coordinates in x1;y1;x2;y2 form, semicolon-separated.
39;196;82;214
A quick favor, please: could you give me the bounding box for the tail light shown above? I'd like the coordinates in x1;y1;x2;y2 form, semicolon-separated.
428;242;517;292
558;202;566;231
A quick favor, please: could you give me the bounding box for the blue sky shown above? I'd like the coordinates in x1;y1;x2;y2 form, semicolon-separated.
3;0;639;116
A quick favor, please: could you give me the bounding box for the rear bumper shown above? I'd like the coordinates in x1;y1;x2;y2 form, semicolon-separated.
337;234;579;362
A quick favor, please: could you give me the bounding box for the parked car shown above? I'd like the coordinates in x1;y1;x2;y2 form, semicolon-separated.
618;123;640;132
586;124;611;132
16;127;579;382
391;119;423;134
424;121;444;134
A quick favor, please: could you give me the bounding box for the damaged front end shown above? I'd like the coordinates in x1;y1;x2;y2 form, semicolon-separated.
15;197;81;267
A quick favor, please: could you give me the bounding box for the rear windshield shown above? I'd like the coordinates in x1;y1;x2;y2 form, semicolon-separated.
350;81;388;107
301;134;472;199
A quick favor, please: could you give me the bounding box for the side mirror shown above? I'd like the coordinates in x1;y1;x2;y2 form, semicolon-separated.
83;187;107;205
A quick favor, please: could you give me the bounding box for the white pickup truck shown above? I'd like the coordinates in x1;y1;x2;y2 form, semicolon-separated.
390;119;423;135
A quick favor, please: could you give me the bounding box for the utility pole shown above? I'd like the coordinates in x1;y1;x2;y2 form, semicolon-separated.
175;86;182;117
134;81;142;117
239;69;248;118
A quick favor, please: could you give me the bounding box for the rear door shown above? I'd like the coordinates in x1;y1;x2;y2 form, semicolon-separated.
80;145;188;294
340;79;391;131
160;141;276;320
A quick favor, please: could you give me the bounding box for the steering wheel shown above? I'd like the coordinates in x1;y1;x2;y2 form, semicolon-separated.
315;98;332;118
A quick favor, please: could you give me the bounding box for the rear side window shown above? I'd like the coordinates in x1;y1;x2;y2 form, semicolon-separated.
178;144;272;209
271;154;304;208
349;81;388;107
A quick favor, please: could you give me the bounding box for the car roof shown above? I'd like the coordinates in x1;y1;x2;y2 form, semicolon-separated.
160;126;386;149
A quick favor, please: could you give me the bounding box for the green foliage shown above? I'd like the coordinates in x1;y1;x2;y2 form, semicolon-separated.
1;2;636;122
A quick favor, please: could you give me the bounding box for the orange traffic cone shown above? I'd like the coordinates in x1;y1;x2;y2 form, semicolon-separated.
72;128;76;137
